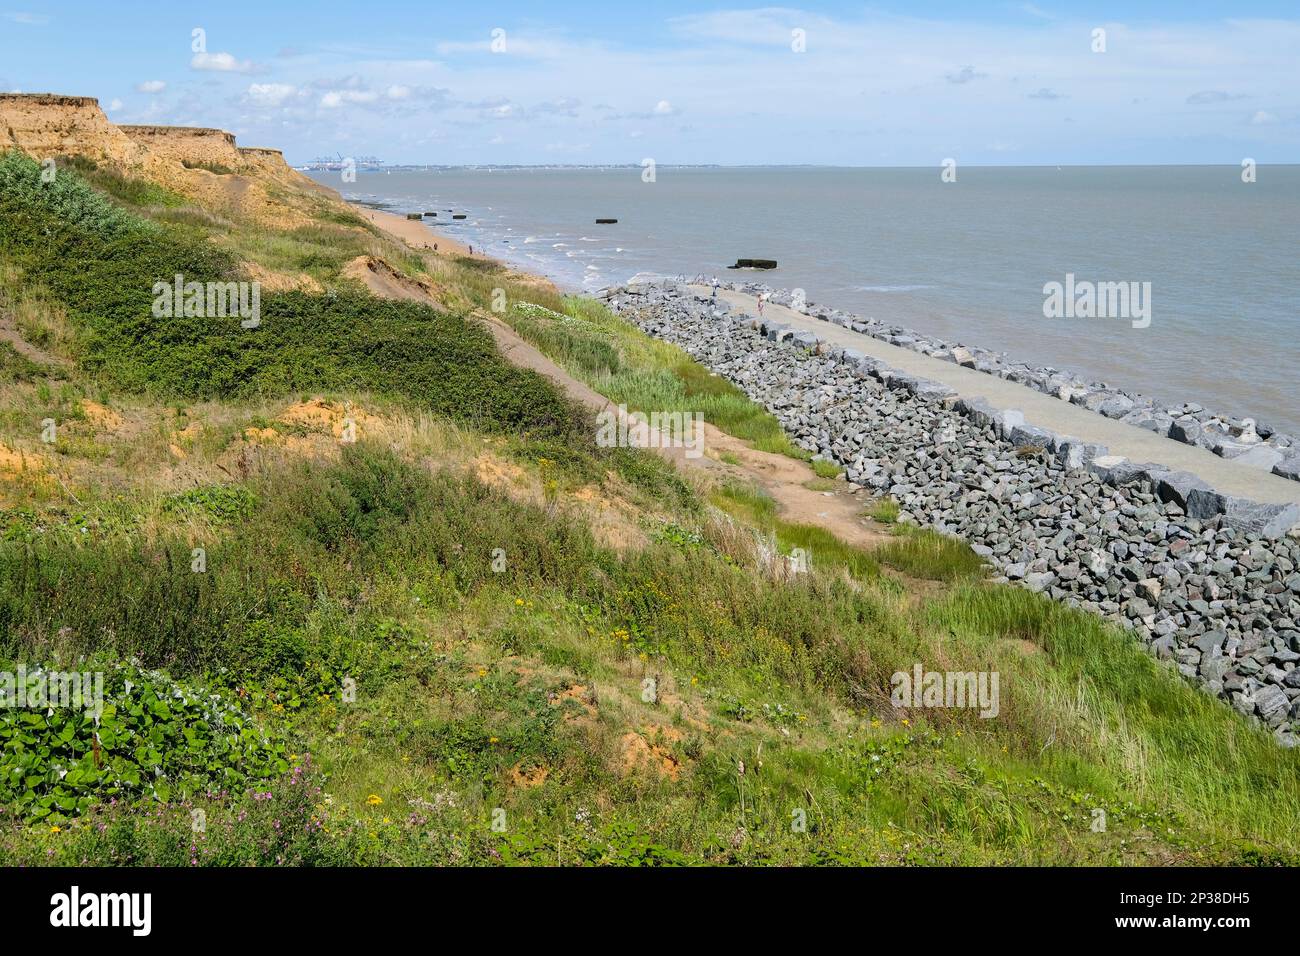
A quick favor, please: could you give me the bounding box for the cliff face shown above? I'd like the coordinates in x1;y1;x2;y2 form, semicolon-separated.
119;125;245;170
0;93;154;168
0;93;335;227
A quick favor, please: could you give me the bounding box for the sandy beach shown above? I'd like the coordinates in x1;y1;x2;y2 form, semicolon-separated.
356;206;476;259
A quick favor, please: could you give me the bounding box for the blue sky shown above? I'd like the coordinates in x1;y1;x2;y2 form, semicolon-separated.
2;2;1297;165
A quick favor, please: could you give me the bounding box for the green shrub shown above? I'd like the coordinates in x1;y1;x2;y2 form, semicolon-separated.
0;660;288;822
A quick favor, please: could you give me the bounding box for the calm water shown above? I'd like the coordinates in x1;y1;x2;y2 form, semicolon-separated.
313;166;1300;433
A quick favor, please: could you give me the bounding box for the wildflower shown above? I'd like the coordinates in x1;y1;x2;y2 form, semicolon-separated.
489;736;499;744
901;718;910;727
515;598;524;606
49;825;61;834
870;719;881;728
366;794;383;807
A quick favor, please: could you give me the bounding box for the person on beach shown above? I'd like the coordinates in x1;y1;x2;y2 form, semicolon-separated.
757;293;765;317
711;276;718;301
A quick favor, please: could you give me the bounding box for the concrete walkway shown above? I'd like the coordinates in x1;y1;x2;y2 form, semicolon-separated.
693;285;1300;507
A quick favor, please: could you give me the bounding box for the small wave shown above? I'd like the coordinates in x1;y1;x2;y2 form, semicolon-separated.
553;243;568;248
523;236;539;243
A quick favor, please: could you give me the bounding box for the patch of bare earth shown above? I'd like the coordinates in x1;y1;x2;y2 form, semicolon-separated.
342;255;444;308
618;725;683;780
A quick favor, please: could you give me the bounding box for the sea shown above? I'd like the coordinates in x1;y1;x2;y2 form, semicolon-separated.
309;165;1300;434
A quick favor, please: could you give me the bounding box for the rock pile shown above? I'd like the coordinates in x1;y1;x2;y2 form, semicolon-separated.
598;279;1300;745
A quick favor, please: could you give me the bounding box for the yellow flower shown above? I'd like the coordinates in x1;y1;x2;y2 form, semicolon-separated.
901;718;910;727
366;794;383;806
870;719;881;728
515;598;524;606
382;817;391;824
489;736;500;744
690;676;698;686
477;668;487;677
49;825;62;834
401;755;410;763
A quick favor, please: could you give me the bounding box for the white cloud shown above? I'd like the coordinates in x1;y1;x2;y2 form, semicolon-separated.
157;12;1300;165
320;89;380;108
2;11;48;25
246;83;297;106
1250;110;1278;125
190;51;258;73
135;80;166;94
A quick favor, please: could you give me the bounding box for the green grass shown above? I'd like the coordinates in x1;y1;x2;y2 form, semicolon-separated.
181;159;235;176
865;497;900;524
4;443;1297;864
875;527;986;582
711;481;880;581
810;458;843;479
1;145;1297;868
56;155;188;210
485;294;808;459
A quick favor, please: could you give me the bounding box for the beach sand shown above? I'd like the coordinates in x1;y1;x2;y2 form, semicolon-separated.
357;207;476;258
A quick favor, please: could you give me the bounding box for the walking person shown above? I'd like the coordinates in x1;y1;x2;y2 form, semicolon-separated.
711;276;718;302
756;293;765;318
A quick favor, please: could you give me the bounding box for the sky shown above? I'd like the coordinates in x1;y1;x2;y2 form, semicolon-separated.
1;1;1297;166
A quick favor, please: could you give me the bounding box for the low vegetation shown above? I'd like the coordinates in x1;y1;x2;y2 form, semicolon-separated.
0;148;1296;866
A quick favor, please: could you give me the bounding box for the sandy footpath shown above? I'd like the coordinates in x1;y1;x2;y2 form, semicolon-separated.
351;207;885;549
356;206;476;258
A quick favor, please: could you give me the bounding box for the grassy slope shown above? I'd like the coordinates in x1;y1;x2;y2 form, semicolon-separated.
0;149;1296;866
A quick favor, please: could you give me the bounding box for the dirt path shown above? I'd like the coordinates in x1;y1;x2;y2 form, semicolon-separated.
0;313;70;368
477;311;886;548
355;202;887;550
